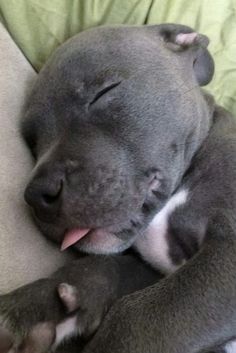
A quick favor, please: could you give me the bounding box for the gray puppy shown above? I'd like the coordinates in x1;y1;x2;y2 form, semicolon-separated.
0;24;236;353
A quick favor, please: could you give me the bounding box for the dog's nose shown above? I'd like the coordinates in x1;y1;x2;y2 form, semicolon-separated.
24;179;63;218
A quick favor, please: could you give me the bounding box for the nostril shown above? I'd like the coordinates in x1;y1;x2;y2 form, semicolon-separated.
24;179;63;213
42;192;60;205
42;180;63;205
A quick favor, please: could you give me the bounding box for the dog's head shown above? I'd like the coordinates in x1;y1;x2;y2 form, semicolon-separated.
21;24;214;254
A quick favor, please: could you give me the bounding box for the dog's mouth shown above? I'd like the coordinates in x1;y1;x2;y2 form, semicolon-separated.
61;227;120;251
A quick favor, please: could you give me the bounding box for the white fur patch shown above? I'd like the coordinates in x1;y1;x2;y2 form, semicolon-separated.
53;316;78;348
225;340;236;353
134;189;188;273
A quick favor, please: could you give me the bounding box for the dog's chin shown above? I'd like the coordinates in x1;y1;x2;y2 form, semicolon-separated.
74;229;136;255
34;214;137;255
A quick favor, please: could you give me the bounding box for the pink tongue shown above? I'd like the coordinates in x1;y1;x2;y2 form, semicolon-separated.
61;228;90;251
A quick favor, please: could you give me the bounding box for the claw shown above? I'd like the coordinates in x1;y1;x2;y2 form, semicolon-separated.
58;283;79;313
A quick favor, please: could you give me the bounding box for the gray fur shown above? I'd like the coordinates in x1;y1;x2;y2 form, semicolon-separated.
0;24;236;353
22;24;213;254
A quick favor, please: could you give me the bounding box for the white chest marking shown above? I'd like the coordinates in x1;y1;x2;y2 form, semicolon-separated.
225;340;236;353
53;316;78;348
134;189;188;274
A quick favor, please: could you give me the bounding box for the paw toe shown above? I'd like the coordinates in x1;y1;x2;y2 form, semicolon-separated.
58;283;78;313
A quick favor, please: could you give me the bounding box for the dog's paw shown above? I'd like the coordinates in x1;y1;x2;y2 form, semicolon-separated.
57;282;108;340
0;281;112;353
0;319;55;353
0;257;118;352
0;279;63;353
53;256;120;341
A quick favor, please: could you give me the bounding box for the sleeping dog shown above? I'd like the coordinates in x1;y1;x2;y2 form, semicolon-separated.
0;24;236;353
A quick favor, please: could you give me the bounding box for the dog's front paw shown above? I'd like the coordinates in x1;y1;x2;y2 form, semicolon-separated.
0;257;119;353
51;256;120;341
0;319;55;353
0;278;64;353
56;281;108;340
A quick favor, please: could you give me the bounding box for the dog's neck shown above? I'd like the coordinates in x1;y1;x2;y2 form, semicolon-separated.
183;90;215;175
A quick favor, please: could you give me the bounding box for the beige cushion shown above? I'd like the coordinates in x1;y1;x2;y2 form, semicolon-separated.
0;23;71;294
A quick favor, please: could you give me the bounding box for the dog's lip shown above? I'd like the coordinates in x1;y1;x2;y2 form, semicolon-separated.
61;225;120;251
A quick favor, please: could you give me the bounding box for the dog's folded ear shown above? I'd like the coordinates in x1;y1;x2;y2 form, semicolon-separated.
151;24;215;86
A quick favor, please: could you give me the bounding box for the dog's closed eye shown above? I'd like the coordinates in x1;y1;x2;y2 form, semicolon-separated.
89;81;121;106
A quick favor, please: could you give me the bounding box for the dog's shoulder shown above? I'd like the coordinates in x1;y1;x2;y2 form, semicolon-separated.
187;102;236;183
210;104;236;141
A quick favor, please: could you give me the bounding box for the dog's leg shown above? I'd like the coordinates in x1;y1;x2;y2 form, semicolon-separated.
82;210;236;353
0;254;161;353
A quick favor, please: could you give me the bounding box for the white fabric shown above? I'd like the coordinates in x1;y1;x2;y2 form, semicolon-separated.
0;23;71;294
